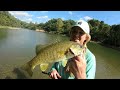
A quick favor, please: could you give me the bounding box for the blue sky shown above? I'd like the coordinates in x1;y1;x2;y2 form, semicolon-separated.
9;11;120;25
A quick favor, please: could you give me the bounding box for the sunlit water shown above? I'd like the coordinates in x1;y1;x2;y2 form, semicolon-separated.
0;29;120;79
0;29;68;79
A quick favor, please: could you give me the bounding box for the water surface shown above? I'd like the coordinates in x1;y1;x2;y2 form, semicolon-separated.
0;29;120;79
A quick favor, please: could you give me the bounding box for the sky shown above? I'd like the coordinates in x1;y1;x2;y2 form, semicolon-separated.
9;11;120;25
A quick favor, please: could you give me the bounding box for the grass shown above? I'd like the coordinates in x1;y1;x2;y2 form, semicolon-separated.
0;26;9;30
0;26;20;30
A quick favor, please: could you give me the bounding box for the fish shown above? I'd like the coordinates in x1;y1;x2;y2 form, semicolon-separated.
20;40;85;77
36;44;51;55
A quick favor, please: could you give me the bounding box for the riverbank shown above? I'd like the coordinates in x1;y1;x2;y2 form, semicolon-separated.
90;41;120;51
36;29;45;32
0;26;21;30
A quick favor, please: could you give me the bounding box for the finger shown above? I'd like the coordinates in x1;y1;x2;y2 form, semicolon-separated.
73;56;81;62
56;73;61;78
49;73;53;78
74;59;80;64
54;74;58;79
76;55;85;62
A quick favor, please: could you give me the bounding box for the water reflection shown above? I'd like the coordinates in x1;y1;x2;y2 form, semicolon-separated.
0;29;120;79
12;67;30;79
0;29;68;79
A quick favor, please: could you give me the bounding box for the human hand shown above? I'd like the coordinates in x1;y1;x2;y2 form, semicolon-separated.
66;54;86;79
49;69;61;79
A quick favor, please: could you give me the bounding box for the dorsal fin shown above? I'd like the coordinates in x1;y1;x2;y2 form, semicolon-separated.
36;44;50;55
35;41;62;55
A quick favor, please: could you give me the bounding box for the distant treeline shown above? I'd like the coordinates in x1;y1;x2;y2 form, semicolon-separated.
88;19;120;47
0;11;30;28
0;11;120;47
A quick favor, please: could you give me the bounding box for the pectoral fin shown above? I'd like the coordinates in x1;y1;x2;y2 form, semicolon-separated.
62;59;68;67
40;63;49;72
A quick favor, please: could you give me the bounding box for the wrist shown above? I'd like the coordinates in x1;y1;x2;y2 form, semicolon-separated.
75;73;86;79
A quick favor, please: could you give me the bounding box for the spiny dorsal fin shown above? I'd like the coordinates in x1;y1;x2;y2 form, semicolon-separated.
36;41;62;55
36;44;50;55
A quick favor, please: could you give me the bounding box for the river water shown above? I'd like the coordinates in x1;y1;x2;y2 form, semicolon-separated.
0;29;120;79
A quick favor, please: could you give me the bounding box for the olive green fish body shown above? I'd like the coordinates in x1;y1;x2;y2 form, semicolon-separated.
21;41;85;77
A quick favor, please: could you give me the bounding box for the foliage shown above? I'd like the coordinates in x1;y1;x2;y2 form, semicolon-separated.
0;11;120;47
88;19;120;47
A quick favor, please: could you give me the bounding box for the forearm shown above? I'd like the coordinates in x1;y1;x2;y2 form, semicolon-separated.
74;56;86;79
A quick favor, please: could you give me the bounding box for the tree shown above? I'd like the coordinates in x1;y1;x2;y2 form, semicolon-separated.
62;19;75;36
56;18;64;33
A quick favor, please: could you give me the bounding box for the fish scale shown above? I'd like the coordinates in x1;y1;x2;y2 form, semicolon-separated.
21;41;85;77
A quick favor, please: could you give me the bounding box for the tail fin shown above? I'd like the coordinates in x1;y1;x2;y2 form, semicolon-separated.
20;63;33;77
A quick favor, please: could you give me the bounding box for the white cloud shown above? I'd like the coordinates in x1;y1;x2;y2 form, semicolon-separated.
84;16;93;21
75;18;84;22
37;16;50;23
68;11;73;15
61;17;65;20
79;18;83;20
27;18;32;21
9;11;33;17
9;11;34;23
23;19;33;23
21;18;32;23
37;16;48;19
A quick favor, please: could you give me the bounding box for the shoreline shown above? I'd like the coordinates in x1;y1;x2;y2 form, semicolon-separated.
0;26;21;30
0;26;120;52
36;29;45;32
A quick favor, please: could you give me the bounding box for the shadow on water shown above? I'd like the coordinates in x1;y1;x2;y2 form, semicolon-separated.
13;67;31;79
5;76;13;79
